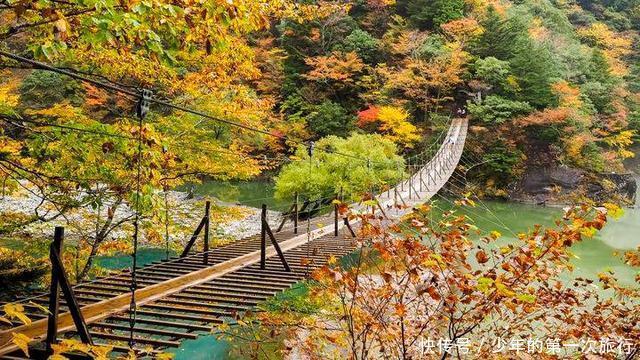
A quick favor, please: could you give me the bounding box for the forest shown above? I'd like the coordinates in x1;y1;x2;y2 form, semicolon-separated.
0;0;639;359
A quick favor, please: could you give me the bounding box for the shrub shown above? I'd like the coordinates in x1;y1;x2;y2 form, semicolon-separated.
339;29;381;63
467;95;533;124
306;101;356;138
18;70;84;109
274;133;405;201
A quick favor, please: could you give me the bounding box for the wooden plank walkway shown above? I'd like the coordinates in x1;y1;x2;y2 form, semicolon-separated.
0;119;467;358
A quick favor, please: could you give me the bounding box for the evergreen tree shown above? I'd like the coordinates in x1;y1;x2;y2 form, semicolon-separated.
406;0;465;29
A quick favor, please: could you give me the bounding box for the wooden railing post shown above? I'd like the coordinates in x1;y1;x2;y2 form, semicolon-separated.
334;201;339;236
203;201;210;265
260;204;266;269
293;192;298;234
47;226;93;347
45;227;63;355
260;204;291;272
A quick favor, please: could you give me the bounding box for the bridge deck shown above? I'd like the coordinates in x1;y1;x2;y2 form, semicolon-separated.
0;119;467;358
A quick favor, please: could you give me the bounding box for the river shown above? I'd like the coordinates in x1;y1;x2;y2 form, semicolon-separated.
98;179;639;286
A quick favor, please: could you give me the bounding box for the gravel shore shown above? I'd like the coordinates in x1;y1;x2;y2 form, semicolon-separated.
0;183;282;247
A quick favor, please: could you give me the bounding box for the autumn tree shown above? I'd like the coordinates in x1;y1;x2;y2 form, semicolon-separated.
220;203;638;359
0;0;350;280
357;105;421;147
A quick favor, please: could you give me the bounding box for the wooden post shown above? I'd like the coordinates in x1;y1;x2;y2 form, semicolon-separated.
293;192;298;234
203;201;210;265
180;216;206;258
260;204;291;272
45;227;63;355
394;186;398;207
334;202;339;236
260;204;266;270
343;217;356;238
48;228;93;345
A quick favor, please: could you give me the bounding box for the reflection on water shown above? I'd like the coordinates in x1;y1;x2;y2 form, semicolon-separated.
431;199;640;286
183;180;290;210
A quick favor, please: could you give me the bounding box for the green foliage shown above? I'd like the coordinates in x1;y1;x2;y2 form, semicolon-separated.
576;141;606;172
307;101;356;138
477;143;523;184
274;133;405;201
416;35;447;60
473;57;512;92
18;70;84;109
406;0;465;29
580;81;613;113
628;110;640;133
587;49;614;83
467;95;533;124
338;29;381;63
511;0;574;35
472;6;529;60
509;42;559;108
472;6;560;108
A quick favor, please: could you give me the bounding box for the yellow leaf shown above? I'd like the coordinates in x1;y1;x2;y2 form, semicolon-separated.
4;304;31;325
495;279;515;298
27;301;51;315
603;203;624;220
216;322;230;333
11;333;31;357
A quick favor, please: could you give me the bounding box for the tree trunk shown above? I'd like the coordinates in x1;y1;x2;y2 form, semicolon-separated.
77;199;122;281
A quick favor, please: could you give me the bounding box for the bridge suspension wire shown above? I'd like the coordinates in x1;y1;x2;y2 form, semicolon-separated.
431;172;519;238
448;155;518;235
0;50;385;166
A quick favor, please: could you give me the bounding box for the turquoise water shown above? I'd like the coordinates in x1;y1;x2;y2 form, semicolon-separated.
95;248;176;270
169;335;230;360
429;199;640;286
184;180;290;211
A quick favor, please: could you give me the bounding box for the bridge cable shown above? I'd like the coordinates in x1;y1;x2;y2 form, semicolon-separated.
128;89;151;349
0;51;380;165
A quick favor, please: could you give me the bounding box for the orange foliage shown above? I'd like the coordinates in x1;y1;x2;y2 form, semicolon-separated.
357;106;380;127
516;108;572;127
303;52;365;83
441;17;484;43
528;17;550;42
82;83;109;108
240;204;639;359
381;44;468;110
552;80;582;109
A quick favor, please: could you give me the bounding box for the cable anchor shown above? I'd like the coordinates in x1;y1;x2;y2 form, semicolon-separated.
136;89;152;120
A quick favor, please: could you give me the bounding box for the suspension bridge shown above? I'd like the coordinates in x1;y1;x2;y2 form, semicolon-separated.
0;117;467;358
